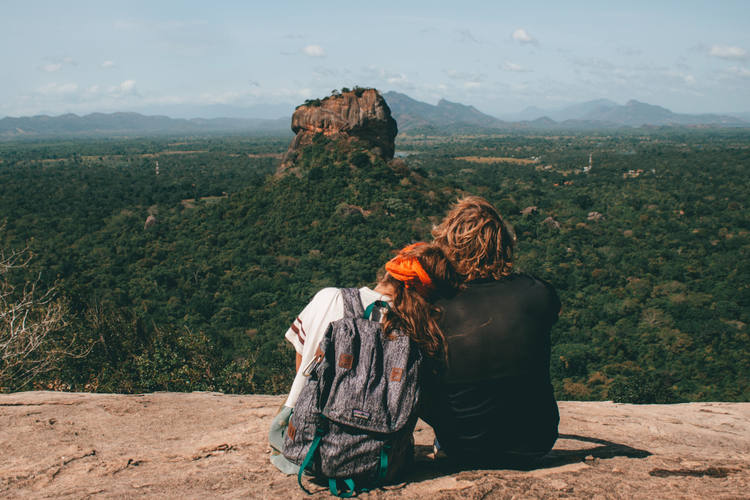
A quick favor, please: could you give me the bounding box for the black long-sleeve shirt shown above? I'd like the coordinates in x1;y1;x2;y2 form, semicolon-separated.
421;273;560;465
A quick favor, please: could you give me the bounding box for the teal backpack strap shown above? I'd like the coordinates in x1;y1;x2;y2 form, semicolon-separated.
378;443;391;483
328;478;357;497
297;426;326;495
327;442;390;497
364;300;390;320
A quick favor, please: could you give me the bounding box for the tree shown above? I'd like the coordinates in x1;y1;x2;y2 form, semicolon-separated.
0;245;71;391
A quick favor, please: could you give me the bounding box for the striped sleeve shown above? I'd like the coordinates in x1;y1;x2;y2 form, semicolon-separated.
284;287;342;356
289;316;307;346
285;316;305;354
283;288;344;408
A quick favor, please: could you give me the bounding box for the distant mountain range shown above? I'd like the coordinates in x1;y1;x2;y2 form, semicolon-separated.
383;93;747;132
0;112;290;139
503;99;746;128
382;91;506;132
1;93;747;139
506;99;620;122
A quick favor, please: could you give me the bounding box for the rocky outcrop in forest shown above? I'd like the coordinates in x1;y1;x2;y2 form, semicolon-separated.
279;88;398;172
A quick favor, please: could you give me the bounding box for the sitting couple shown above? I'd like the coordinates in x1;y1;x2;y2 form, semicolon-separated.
270;196;560;475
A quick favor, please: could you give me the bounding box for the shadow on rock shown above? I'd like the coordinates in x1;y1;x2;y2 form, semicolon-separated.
409;434;651;482
538;434;651;468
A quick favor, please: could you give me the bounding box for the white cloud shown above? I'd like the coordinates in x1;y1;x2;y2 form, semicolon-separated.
101;60;115;69
361;66;412;88
445;69;484;81
120;80;136;93
663;70;696;85
512;28;537;45
39;57;77;72
728;66;750;78
387;73;408;85
37;82;79;95
709;45;747;60
502;61;529;72
108;79;137;97
42;63;63;73
302;45;325;57
196;90;241;105
442;70;483;92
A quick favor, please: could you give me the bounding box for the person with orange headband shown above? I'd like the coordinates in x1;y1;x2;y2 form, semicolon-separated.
269;242;460;474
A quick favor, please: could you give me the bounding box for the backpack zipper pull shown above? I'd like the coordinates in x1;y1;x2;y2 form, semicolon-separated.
302;347;325;377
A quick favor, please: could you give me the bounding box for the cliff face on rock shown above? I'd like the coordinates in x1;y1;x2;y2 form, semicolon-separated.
1;392;748;499
280;88;397;171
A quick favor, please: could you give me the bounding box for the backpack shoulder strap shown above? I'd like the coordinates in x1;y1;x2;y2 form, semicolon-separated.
340;288;365;318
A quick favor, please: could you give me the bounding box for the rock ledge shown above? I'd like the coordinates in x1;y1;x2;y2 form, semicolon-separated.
1;392;748;498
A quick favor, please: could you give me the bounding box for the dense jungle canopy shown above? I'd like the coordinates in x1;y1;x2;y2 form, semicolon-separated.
0;130;747;402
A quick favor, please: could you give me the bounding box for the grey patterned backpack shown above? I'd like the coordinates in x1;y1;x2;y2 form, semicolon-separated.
283;288;422;497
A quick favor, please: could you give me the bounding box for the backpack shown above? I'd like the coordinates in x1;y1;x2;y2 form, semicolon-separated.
282;288;422;497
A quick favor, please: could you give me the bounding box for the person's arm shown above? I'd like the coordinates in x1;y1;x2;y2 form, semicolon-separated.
283;288;344;408
284;288;341;359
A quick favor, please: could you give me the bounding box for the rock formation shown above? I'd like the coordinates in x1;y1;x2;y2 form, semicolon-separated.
280;88;398;172
1;392;748;498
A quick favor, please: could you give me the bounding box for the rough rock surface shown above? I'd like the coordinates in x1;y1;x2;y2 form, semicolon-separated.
1;392;748;499
280;89;397;171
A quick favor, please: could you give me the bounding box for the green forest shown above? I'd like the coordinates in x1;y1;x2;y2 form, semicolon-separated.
0;129;748;402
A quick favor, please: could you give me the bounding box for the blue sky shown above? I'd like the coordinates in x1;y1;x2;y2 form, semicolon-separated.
2;0;748;118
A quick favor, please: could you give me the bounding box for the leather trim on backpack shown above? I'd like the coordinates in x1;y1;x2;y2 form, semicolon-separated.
339;353;354;369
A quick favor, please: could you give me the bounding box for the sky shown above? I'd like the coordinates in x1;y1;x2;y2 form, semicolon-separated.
2;0;749;119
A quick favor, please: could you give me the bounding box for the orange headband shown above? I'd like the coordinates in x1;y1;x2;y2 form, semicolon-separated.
385;242;434;293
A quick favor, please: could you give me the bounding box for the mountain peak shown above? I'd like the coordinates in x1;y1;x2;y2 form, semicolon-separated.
383;93;504;133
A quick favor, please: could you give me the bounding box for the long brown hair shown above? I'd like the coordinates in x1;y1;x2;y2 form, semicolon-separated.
432;196;516;281
379;243;460;361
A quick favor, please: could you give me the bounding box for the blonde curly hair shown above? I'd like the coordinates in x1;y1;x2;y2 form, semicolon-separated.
432;196;516;281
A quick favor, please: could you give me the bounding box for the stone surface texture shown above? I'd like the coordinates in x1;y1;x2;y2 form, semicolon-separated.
280;89;397;171
1;392;748;499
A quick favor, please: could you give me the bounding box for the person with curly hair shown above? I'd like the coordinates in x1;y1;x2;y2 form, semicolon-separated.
424;196;561;467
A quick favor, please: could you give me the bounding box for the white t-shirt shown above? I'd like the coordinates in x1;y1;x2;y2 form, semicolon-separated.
283;286;390;408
